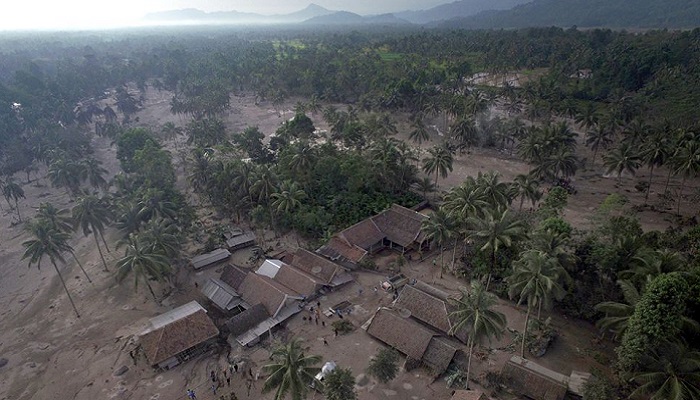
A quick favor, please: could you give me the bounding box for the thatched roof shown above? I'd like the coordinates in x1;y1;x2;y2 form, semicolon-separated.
422;336;459;376
238;273;300;316
140;310;219;366
220;264;248;291
501;356;568;400
287;248;341;284
366;308;434;360
225;304;270;337
273;264;324;297
396;284;468;343
451;390;487;400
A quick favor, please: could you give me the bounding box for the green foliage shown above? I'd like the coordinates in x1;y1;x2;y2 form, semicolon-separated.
538;217;572;237
133;141;176;189
539;187;568;216
116;128;160;173
331;320;354;335
323;367;357;400
367;348;399;384
582;374;615;400
617;273;691;371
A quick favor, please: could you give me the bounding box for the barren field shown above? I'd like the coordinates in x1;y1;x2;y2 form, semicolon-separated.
0;87;694;400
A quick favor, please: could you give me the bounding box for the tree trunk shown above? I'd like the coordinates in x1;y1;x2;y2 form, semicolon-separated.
485;248;496;291
664;168;673;194
677;175;687;216
51;260;80;318
95;234;109;272
645;164;655;203
519;196;525;212
537;300;542;321
14;199;21;222
70;251;92;283
521;306;531;358
466;335;475;390
592;147;598;167
146;280;159;302
99;229;111;253
451;239;458;274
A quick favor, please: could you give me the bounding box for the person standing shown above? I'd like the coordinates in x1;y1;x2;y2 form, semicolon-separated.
186;389;197;399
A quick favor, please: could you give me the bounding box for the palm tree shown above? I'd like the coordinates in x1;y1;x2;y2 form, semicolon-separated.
507;250;570;357
594;279;640;340
512;174;542;211
474;171;513;210
629;340;700;400
449;281;507;389
466;208;527;291
421;210;452;280
261;339;322;400
22;220;81;318
115;233;171;301
412;177;437;200
575;103;599;131
250;165;279;205
72;195;112;271
585;123;614;166
48;158;82;197
422;145;454;187
671;140;700;216
81;157;108;190
270;180;307;234
604;143;641;185
140;218;182;259
2;177;25;222
450;117;479;153
408;118;431;145
640;134;669;202
443;179;488;221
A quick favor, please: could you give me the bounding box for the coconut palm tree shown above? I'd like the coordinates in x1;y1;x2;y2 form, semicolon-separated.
412;177;437;200
594;279;640;340
48;157;83;197
449;281;506;389
443;180;488;222
450;117;479;153
640;134;670;202
22;220;81;317
422;145;454;187
512;174;542;211
474;171;514;210
115;233;171;301
586;123;614;166
671;140;700;216
72;195;112;271
250;165;279;205
408;118;431;145
507;250;570;357
2;177;25;222
140;218;182;259
270;180;307;234
466;208;528;291
604;143;641;185
629;340;700;400
261;339;322;400
421;209;453;280
80;157;108;190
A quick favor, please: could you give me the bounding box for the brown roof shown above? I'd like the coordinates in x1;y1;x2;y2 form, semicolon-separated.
366;308;435;360
318;236;367;264
371;204;428;248
422;336;459;376
140;310;219;366
288;248;341;283
273;264;323;297
339;218;385;250
220;264;248;291
396;284;468;343
238;273;299;316
501;356;568;400
451;390;487;400
226;304;270;337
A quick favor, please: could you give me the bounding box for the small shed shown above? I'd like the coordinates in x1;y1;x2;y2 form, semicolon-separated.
226;231;256;251
200;278;247;312
191;248;231;270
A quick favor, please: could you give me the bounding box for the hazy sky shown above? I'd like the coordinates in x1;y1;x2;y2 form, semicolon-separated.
1;0;453;30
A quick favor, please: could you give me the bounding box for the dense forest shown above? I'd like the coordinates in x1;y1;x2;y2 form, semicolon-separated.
1;25;700;399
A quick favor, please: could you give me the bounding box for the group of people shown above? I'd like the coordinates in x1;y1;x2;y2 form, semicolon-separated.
186;363;244;399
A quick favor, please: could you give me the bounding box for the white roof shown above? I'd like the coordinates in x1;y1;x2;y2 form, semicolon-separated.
315;361;337;381
256;259;284;279
143;301;205;334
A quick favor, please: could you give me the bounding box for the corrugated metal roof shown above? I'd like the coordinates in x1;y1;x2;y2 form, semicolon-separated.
226;231;256;249
256;259;283;278
145;301;206;333
201;278;244;311
191;248;231;270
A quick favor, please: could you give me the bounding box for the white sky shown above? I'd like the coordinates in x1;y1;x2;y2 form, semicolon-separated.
0;0;453;30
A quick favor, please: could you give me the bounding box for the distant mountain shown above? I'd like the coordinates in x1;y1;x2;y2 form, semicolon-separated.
396;0;532;24
143;3;334;24
303;12;410;25
437;0;700;29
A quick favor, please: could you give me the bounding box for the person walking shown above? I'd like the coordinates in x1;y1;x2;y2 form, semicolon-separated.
186;389;197;399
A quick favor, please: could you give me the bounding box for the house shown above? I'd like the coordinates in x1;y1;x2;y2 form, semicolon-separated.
500;356;569;400
238;273;303;318
395;282;468;343
139;301;219;369
451;390;487;400
273;264;324;298
365;308;459;376
225;231;256;251
255;259;284;279
283;248;353;287
200;278;248;312
225;303;269;337
317;204;430;266
220;264;248;291
191;248;231;270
